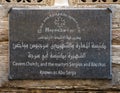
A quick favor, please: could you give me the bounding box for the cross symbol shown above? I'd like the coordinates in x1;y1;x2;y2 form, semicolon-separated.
54;17;65;28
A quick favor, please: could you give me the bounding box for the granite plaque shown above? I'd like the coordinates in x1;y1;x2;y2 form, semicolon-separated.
9;8;112;79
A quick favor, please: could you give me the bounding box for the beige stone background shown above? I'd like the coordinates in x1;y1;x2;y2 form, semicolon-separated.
0;0;120;93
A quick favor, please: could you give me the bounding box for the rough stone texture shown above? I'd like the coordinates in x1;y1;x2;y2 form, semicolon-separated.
69;0;120;6
1;0;54;6
0;3;120;93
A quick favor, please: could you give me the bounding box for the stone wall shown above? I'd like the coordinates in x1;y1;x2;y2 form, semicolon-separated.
0;1;120;92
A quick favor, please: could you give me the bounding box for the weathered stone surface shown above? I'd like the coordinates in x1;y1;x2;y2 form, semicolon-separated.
69;0;120;5
0;5;9;18
0;89;120;93
1;0;54;6
0;29;8;41
0;42;8;56
113;29;120;45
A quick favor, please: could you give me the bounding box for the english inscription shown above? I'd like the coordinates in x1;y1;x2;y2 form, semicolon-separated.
9;8;112;79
